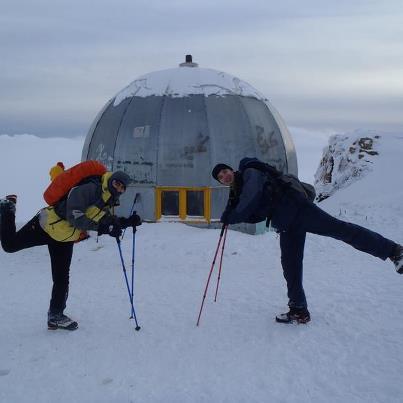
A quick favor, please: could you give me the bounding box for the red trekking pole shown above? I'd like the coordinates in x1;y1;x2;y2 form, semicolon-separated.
196;224;228;326
214;225;228;302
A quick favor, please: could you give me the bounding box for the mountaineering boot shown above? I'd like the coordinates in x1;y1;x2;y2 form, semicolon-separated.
275;307;311;324
48;312;78;331
5;194;17;204
0;196;17;240
389;244;403;274
0;194;17;215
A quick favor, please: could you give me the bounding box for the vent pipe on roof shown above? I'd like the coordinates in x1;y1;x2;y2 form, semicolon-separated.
179;54;198;67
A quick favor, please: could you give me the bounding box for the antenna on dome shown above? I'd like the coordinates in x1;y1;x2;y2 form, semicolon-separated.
179;54;198;67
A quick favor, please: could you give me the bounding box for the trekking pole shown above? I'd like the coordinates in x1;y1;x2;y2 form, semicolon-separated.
196;224;226;327
130;225;137;320
121;192;140;319
122;193;140;239
214;225;228;302
116;238;141;331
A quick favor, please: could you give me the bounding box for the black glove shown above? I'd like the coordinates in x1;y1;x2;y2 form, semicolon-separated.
119;214;142;229
98;216;123;238
108;222;123;238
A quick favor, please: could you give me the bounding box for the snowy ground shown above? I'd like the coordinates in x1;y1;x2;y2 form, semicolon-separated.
1;132;403;403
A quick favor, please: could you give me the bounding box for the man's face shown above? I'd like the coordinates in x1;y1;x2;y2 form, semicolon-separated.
217;169;234;186
111;179;126;194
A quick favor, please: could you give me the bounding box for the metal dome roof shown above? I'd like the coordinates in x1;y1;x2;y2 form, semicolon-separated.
113;63;267;104
82;57;297;186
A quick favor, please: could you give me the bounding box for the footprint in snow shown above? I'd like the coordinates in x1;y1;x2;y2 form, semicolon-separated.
102;378;113;385
0;369;10;376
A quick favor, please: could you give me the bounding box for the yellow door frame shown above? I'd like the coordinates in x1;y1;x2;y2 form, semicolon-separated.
155;186;211;222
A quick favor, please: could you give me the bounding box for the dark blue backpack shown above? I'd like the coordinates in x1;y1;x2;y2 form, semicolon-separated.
239;158;316;202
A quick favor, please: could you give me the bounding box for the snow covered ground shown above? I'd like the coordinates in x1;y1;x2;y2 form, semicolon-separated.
1;131;402;403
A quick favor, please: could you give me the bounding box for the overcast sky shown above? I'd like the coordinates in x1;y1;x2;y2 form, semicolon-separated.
1;0;403;137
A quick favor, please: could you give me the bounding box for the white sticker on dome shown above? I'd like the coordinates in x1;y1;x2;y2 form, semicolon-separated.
133;126;150;138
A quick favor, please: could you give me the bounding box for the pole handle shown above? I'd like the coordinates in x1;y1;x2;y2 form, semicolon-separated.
220;223;227;237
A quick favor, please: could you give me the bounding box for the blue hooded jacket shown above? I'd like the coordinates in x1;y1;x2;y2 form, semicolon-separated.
225;158;307;231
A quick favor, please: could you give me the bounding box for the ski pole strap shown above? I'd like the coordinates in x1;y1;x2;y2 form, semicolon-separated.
129;193;140;215
122;191;140;239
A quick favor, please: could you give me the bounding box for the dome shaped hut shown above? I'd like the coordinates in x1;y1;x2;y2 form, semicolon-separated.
82;55;297;227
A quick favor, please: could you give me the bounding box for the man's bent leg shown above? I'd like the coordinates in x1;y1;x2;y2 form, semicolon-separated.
1;213;48;252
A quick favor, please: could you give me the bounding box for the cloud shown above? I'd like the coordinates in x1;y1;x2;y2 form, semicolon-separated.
1;0;403;136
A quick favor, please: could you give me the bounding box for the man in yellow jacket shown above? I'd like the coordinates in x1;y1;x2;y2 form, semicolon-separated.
0;170;141;331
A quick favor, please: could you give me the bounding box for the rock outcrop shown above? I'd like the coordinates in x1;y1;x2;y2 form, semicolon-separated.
314;131;380;202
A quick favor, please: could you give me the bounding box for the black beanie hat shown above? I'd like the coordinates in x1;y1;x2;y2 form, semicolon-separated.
211;163;233;181
108;171;131;197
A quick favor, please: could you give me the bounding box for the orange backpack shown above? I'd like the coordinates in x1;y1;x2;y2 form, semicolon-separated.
44;160;107;205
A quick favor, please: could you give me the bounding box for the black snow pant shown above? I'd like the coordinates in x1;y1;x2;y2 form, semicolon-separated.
1;210;74;315
279;201;396;309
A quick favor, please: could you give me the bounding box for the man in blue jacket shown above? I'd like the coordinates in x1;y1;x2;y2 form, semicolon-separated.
212;158;403;324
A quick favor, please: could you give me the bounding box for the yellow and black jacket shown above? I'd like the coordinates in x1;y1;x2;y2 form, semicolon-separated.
39;172;117;242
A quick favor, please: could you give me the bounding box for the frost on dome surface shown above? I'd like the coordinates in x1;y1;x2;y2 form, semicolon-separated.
113;67;267;106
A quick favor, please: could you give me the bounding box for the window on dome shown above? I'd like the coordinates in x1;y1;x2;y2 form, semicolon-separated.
156;187;211;222
186;191;204;216
161;191;179;216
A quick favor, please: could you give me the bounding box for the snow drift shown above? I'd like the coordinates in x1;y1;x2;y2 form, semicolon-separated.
0;131;402;403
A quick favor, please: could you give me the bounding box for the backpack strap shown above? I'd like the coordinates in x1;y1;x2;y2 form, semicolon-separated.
239;158;316;203
53;176;104;220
